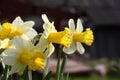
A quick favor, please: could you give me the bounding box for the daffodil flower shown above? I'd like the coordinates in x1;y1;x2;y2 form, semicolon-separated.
0;16;37;40
63;19;94;54
37;14;71;57
1;36;45;75
0;16;37;49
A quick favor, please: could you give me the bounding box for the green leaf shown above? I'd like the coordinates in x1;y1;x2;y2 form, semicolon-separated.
16;73;25;80
66;73;69;80
1;65;9;80
7;74;12;80
55;45;62;80
22;66;28;80
42;71;52;80
59;56;67;80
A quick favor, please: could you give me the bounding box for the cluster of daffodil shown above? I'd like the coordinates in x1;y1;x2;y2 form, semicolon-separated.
0;14;93;80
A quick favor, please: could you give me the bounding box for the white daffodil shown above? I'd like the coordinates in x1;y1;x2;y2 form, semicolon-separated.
0;16;37;40
1;36;45;75
36;14;71;57
63;19;94;54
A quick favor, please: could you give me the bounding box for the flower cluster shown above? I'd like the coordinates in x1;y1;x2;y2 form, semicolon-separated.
0;14;94;80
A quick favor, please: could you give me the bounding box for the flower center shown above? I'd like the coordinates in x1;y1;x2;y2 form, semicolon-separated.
18;49;45;71
48;28;71;48
73;28;94;46
0;23;23;40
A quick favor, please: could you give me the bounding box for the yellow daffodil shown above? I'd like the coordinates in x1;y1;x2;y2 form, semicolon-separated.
36;14;71;57
63;19;94;54
1;36;45;75
0;16;37;40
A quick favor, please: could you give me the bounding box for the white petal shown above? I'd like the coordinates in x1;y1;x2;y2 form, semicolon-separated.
51;22;57;32
2;49;18;65
76;42;85;54
43;23;49;38
14;36;24;51
76;19;83;32
8;63;20;75
43;22;57;38
63;42;76;54
8;63;26;75
21;21;35;29
43;23;50;31
43;22;56;32
23;29;38;40
21;35;29;40
24;40;34;51
44;44;55;57
36;36;48;52
2;49;18;56
69;19;75;32
8;40;15;48
42;14;50;23
18;64;27;75
15;36;34;52
18;36;34;51
12;16;23;28
21;25;35;34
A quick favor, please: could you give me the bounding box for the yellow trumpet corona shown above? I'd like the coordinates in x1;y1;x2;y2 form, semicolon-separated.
48;28;71;48
73;28;94;46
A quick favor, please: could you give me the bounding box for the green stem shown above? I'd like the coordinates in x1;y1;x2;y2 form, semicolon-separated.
42;71;52;80
22;66;28;80
1;65;9;80
16;74;20;80
66;73;69;80
59;56;67;80
55;45;62;80
7;66;12;80
7;75;12;80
